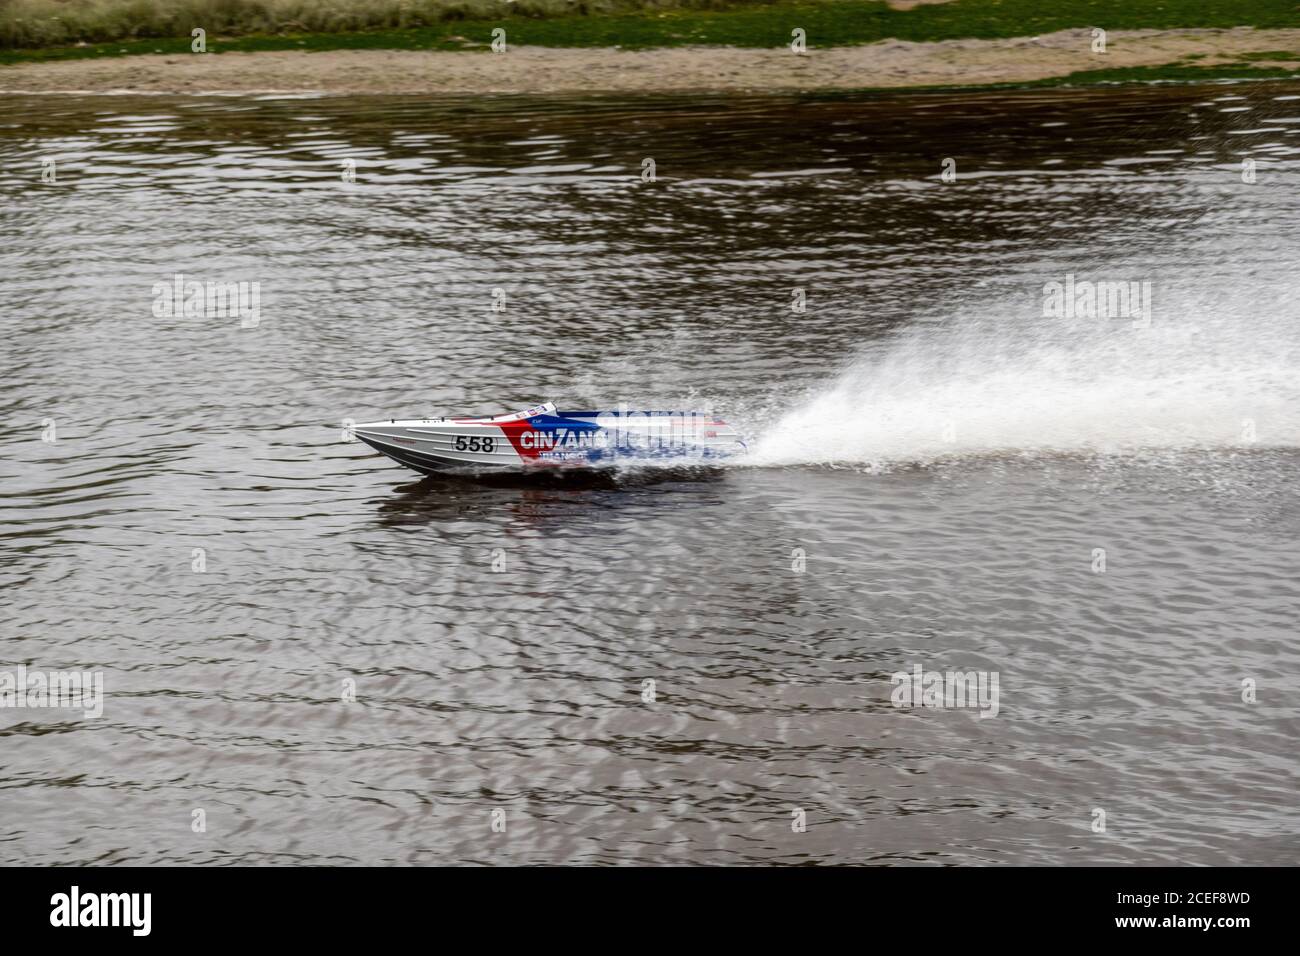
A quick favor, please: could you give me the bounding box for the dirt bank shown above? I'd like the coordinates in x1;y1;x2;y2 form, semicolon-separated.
1;27;1297;95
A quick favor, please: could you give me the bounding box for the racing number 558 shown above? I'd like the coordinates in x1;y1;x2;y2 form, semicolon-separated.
455;435;495;453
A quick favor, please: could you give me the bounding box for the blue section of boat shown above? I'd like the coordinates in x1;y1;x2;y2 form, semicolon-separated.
526;414;602;430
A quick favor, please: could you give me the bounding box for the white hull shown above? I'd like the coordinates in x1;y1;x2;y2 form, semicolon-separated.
353;402;744;474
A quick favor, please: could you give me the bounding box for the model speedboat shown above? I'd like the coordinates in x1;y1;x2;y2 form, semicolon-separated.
352;402;745;474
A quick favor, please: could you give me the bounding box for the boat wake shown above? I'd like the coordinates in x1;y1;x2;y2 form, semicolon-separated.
745;283;1300;471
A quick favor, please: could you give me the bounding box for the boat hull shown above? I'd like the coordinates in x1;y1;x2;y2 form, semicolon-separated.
353;403;744;475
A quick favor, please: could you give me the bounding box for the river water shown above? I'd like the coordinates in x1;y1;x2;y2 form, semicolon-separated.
1;81;1297;865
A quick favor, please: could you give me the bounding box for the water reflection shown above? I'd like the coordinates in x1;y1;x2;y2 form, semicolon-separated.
372;465;728;533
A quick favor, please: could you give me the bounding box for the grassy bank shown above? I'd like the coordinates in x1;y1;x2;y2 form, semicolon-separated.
0;0;1297;63
0;0;721;48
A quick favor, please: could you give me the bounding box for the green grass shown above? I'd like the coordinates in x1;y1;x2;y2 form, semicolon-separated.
0;0;1296;71
805;62;1300;93
1042;62;1299;85
1232;49;1300;60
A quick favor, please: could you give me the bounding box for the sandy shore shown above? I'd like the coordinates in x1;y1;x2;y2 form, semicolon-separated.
2;27;1297;95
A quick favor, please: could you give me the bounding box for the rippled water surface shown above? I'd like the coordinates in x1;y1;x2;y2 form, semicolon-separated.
2;83;1298;865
